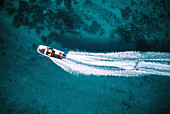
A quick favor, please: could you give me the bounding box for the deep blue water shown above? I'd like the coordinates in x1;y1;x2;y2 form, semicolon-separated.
0;0;170;113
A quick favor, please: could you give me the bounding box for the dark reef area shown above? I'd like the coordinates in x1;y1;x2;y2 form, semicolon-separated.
1;0;170;52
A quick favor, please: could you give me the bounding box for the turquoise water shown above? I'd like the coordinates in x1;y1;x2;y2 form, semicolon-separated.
0;0;170;113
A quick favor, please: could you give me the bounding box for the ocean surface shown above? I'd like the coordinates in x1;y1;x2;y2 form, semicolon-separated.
0;0;170;113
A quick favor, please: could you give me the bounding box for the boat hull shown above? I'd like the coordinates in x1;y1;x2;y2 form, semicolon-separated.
37;45;66;59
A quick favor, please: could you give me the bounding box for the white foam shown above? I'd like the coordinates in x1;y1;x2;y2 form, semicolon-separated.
50;51;170;76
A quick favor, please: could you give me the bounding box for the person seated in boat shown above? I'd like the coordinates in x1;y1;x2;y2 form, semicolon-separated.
47;48;55;57
58;52;62;59
47;48;52;54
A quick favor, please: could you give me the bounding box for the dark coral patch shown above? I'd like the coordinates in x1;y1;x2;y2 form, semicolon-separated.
121;7;132;20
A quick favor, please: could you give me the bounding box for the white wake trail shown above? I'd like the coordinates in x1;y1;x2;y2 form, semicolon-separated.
50;51;170;76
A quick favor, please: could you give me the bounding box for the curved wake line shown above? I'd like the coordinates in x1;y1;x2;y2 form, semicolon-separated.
50;51;170;77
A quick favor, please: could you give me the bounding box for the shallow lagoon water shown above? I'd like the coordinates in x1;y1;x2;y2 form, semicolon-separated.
0;0;170;113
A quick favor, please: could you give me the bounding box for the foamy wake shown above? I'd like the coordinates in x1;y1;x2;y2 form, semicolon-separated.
50;51;170;76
